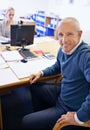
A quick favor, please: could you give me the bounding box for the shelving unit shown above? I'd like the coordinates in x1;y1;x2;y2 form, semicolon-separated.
32;12;61;38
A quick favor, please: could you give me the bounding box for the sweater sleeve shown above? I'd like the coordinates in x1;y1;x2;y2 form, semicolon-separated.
76;49;90;122
74;113;84;124
76;91;90;122
42;49;61;77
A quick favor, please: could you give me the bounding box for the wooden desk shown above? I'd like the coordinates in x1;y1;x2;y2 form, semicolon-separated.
0;39;60;130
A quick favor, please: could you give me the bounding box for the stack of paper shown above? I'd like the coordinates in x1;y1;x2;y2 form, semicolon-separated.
0;68;19;86
0;55;8;69
0;50;23;62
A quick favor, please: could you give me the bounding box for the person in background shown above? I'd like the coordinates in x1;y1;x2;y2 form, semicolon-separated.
20;17;90;130
0;7;17;42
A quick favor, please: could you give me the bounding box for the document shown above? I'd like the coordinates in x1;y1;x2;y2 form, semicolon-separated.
0;68;19;86
8;57;56;79
0;50;23;62
0;55;8;69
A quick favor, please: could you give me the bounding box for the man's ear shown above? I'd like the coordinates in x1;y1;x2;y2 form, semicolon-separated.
79;30;83;37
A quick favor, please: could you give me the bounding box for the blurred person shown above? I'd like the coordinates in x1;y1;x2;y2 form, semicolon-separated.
0;7;17;42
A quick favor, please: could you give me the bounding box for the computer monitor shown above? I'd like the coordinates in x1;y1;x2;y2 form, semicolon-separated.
10;24;36;59
11;24;35;48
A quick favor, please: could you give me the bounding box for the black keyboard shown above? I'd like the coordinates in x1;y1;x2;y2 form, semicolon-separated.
19;49;37;59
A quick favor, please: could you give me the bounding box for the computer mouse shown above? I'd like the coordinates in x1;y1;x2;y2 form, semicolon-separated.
21;59;27;63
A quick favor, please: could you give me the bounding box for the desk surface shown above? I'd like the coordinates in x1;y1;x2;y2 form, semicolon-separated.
0;37;60;94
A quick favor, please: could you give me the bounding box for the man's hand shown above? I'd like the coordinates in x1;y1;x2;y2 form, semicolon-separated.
57;112;79;126
29;71;42;84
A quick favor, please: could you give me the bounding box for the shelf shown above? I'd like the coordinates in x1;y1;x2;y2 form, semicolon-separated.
32;12;61;38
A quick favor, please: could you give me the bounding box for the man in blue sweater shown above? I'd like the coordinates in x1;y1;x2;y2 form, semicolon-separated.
21;17;90;130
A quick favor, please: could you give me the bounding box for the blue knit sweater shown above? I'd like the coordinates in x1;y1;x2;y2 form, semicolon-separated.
43;41;90;122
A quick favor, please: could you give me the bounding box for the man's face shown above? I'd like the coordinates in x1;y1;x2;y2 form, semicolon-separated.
58;21;82;53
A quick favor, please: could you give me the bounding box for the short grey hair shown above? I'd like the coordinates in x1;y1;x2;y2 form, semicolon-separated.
59;17;81;31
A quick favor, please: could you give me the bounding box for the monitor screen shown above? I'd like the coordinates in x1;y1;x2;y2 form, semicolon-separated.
10;24;35;47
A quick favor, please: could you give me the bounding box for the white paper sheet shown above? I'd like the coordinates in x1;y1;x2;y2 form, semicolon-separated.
0;55;8;69
8;57;56;79
0;68;19;86
0;50;23;62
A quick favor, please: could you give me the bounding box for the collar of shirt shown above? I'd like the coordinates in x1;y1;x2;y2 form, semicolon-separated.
62;39;82;55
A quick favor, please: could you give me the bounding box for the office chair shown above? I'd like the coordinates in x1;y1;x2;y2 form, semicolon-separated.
52;116;90;130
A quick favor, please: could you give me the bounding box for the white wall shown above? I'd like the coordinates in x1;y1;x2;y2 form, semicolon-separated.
0;0;49;19
47;0;90;31
0;0;90;31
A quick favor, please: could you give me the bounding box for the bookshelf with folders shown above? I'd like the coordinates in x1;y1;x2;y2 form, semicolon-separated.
32;11;61;38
